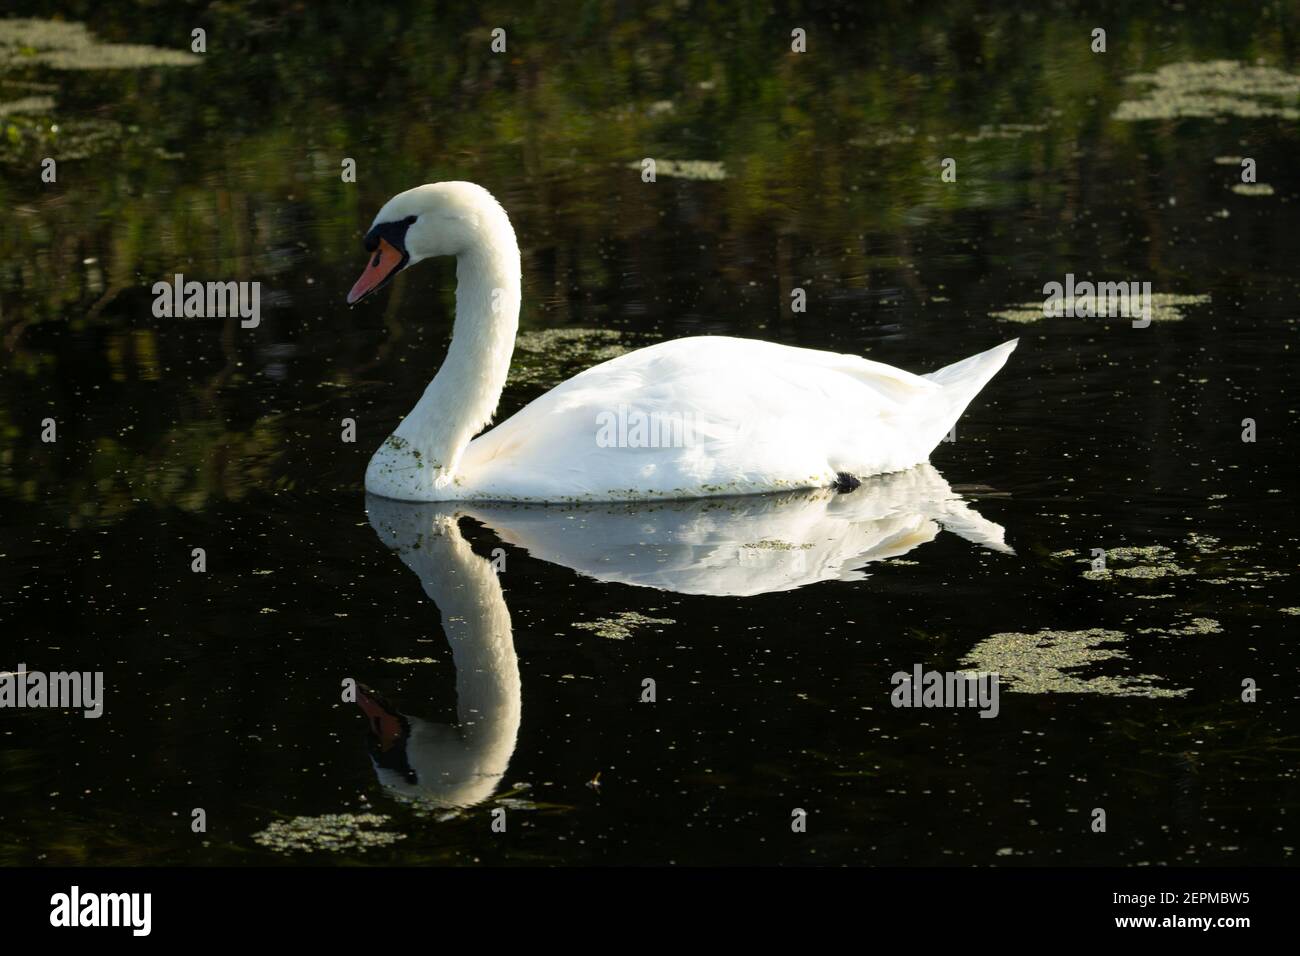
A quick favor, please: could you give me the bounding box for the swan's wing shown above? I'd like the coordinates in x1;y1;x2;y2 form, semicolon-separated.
458;337;954;500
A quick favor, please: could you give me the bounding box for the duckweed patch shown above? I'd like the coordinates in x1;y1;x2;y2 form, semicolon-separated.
960;628;1186;698
991;293;1210;324
1231;183;1275;196
1059;534;1286;595
0;94;54;116
1138;616;1223;637
252;813;406;854
0;20;201;165
852;121;1048;148
1113;60;1300;122
0;19;202;71
573;611;675;640
626;158;727;180
1078;544;1194;581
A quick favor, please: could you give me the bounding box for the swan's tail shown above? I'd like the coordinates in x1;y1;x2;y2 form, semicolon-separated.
921;339;1018;445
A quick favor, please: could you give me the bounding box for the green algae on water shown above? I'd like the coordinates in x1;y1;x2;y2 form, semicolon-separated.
0;19;203;71
1068;544;1193;581
1138;617;1223;637
960;628;1186;698
252;814;405;854
0;94;54;117
851;121;1047;148
991;293;1210;325
1113;60;1300;122
573;611;674;640
0;20;201;165
626;158;727;181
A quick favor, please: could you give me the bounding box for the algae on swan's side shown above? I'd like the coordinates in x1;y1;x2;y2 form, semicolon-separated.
742;539;815;551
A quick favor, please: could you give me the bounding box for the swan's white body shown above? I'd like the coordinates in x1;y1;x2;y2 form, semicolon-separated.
357;182;1017;503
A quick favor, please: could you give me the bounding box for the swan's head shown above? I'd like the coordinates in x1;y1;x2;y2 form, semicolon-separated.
347;181;511;305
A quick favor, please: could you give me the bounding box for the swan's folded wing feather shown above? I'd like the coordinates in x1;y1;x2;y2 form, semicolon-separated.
459;336;951;498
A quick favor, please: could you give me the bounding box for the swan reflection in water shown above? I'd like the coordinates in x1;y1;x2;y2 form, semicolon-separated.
358;463;1011;807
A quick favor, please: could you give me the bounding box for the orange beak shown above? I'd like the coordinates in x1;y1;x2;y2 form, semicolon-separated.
347;238;407;305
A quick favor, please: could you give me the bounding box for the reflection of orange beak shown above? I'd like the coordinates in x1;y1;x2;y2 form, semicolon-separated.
357;686;405;752
347;238;407;305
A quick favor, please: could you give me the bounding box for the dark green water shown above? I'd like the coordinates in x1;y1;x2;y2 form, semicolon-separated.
1;2;1298;865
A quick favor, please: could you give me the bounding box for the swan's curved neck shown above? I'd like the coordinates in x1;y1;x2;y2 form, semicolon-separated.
390;229;521;489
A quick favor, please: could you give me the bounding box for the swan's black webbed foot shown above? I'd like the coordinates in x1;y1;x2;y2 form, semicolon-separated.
833;472;861;493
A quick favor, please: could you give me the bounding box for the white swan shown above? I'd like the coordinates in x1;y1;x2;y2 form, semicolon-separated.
350;181;1017;503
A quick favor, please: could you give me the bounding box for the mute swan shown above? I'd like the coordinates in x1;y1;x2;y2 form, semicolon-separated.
350;181;1017;503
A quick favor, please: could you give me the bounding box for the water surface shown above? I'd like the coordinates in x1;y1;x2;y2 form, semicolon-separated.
1;1;1298;865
